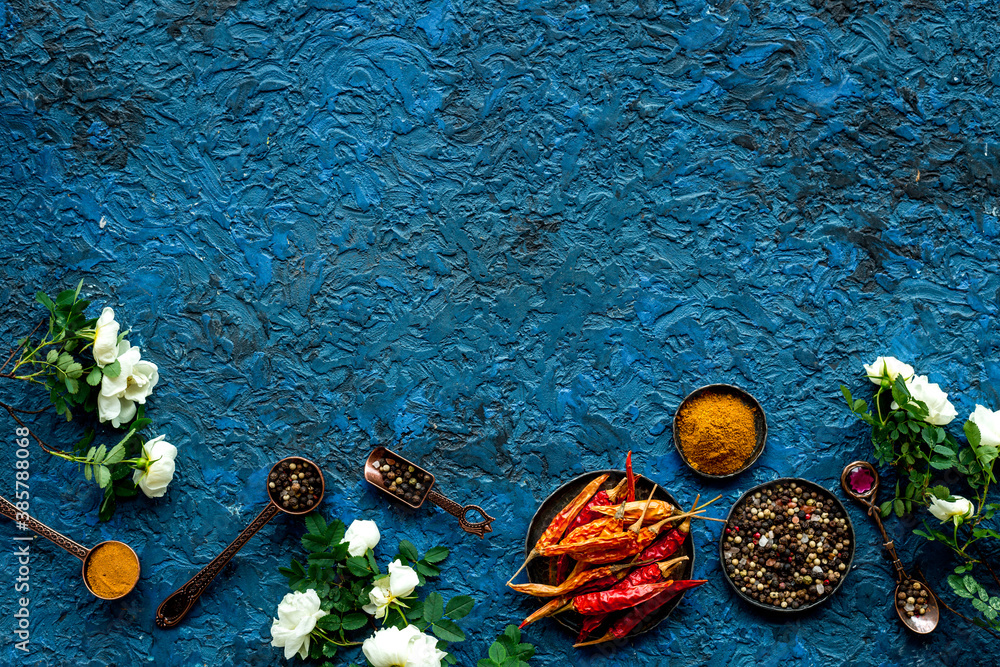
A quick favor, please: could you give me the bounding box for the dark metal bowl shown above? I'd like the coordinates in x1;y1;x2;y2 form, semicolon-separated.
673;383;767;479
524;470;696;641
718;477;856;614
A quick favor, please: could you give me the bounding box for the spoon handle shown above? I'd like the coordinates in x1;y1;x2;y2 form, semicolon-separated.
426;490;495;538
155;502;281;628
0;495;89;561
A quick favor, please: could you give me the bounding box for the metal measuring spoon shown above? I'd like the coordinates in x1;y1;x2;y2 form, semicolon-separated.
155;456;325;628
840;461;940;634
0;495;140;600
364;447;495;538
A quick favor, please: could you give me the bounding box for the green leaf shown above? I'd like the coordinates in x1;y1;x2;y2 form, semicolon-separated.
432;619;466;643
346;556;371;577
965;420;982;449
104;444;126;465
84;464;92;482
35;291;56;314
424;592;444;623
399;540;419;563
489;642;508;664
894;499;905;517
879;500;892;517
424;546;450;564
95;465;111;488
103;359;121;379
304;512;327;537
93;444;107;464
316;614;341;631
366;549;380;574
929;485;950;500
853;399;868;413
46;349;58;363
341;612;368;631
322;643;338;658
445;595;474;619
417;560;441;578
86;367;103;386
840;384;853;408
65;377;79;394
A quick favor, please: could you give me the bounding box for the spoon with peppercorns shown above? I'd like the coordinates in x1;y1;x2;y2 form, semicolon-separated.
364;447;495;538
841;461;940;634
155;456;325;629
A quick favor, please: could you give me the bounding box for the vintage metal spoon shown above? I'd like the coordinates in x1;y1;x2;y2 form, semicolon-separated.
364;447;495;538
841;461;940;633
0;495;140;600
155;456;325;628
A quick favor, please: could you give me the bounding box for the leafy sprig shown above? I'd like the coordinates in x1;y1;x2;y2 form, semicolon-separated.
279;514;474;666
843;366;1000;635
478;626;536;667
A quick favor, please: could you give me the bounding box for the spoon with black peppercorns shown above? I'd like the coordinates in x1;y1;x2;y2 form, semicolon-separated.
364;447;495;538
841;461;940;634
155;456;325;628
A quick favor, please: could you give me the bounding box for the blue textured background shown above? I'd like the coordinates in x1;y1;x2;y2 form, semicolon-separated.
2;0;999;665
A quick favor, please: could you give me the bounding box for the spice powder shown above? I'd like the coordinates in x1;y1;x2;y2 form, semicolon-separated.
85;542;139;599
676;391;757;475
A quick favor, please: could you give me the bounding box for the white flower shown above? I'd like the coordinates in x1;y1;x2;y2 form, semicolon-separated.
97;341;159;427
363;559;420;619
969;404;1000;449
902;375;958;426
132;435;177;498
269;589;327;660
863;356;914;385
93;307;121;368
342;519;380;557
928;495;974;525
362;625;446;667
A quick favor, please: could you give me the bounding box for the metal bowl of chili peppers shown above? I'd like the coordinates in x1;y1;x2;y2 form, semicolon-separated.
719;477;856;614
673;383;767;480
522;470;697;643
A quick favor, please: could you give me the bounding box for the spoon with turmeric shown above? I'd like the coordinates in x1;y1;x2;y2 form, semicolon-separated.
0;495;140;600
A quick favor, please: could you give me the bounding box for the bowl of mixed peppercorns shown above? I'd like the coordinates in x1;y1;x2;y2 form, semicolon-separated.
267;457;325;514
364;447;435;508
719;478;855;613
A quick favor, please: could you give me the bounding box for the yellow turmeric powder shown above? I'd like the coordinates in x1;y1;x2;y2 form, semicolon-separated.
676;391;757;475
85;541;140;599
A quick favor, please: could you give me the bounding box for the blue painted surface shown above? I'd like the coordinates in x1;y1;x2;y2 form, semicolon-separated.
1;0;999;665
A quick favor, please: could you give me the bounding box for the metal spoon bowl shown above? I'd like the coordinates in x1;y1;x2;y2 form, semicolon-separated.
155;456;325;628
0;496;140;600
840;461;940;634
894;577;940;634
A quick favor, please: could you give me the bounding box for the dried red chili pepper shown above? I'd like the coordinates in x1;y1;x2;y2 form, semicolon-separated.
572;556;690;643
625;451;636;503
569;580;679;616
508;561;636;597
509;473;610;583
637;518;690;562
574;579;707;646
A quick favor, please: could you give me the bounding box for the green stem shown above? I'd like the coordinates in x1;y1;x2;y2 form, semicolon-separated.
396;605;408;626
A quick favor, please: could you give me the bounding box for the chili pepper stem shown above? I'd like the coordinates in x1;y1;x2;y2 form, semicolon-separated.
507;551;538;584
629;486;658;533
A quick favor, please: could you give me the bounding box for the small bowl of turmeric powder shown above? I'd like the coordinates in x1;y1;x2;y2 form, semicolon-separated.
82;540;140;600
672;384;767;479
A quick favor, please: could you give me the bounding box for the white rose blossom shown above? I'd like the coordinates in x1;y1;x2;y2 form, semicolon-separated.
362;624;446;667
92;307;121;368
132;435;177;498
269;589;328;660
363;559;420;620
928;495;975;525
342;519;380;557
97;340;159;428
863;356;915;385
899;375;958;426
969;404;1000;449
